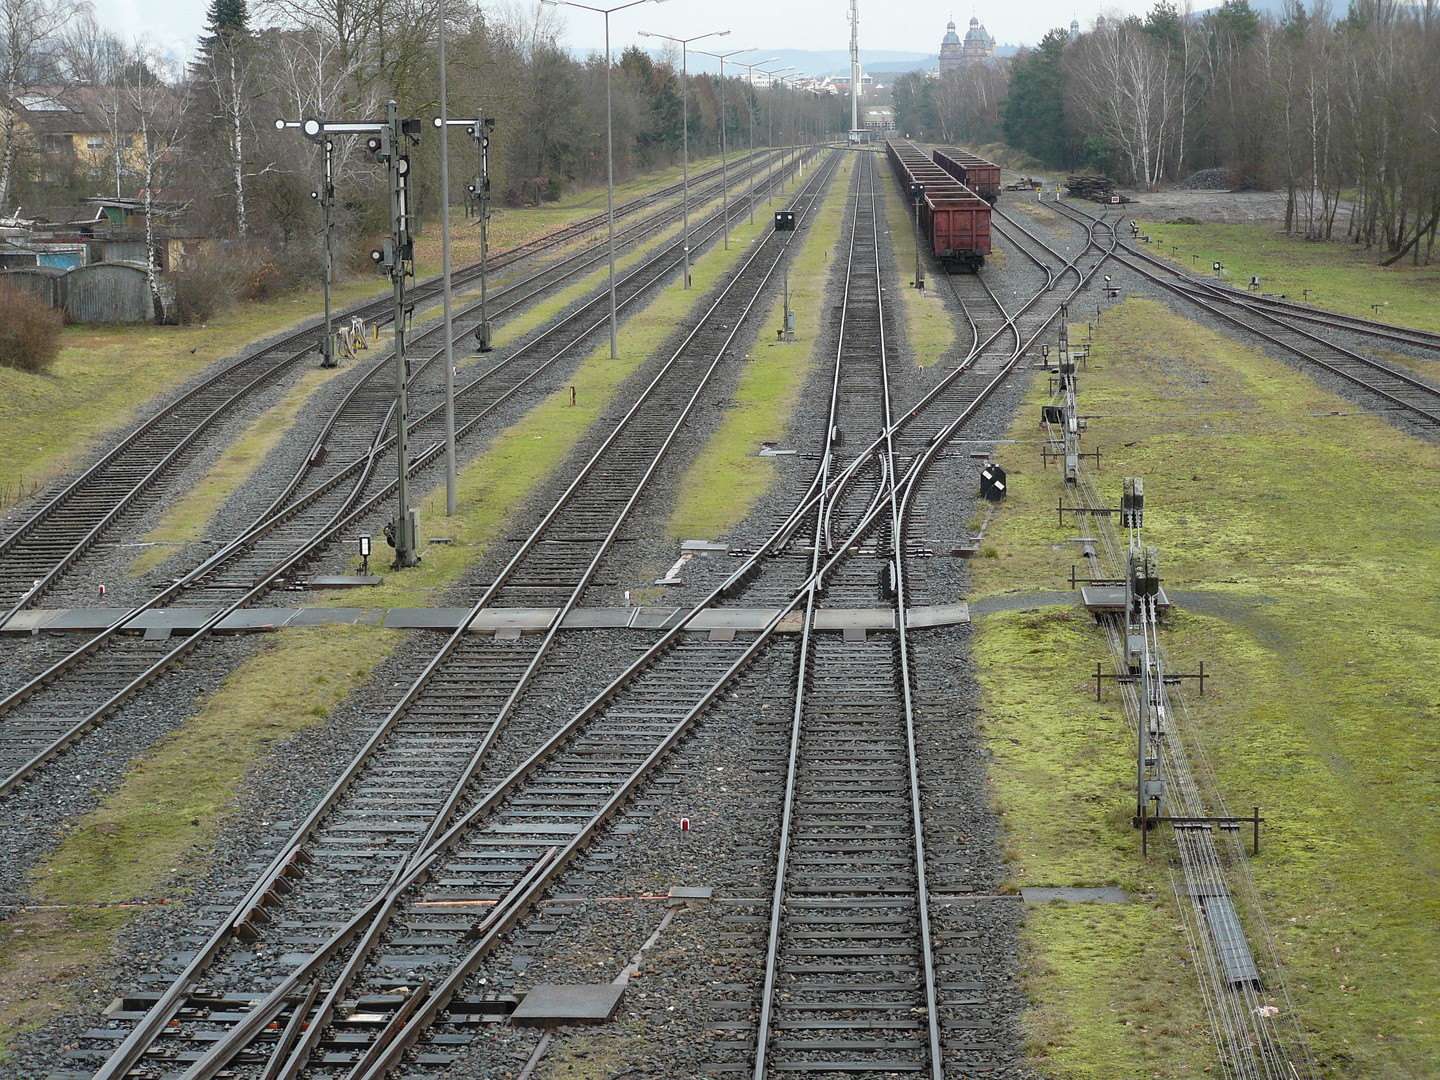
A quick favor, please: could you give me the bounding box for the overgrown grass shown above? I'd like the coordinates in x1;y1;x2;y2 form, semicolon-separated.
1138;221;1440;333
0;159;739;511
314;179;781;610
970;296;1440;1077
666;155;854;540
413;151;732;278
879;169;958;368
127;363;350;577
0;276;389;508
0;625;398;1061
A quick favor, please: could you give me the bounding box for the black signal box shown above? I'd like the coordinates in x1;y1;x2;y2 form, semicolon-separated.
774;211;796;231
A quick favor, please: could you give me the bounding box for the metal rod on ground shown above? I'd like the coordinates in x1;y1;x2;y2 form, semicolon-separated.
438;0;456;514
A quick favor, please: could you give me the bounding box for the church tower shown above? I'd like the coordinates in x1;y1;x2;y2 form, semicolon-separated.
939;19;963;73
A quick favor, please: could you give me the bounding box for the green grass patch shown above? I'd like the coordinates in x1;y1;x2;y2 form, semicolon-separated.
666;155;854;540
0;624;398;1061
880;171;957;367
0;276;390;509
38;624;398;904
314;186;781;610
127;363;351;577
1138;221;1440;334
970;296;1440;1077
413;151;733;279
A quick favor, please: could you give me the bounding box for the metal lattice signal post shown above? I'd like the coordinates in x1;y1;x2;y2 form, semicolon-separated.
275;118;337;367
438;112;496;352
278;103;423;568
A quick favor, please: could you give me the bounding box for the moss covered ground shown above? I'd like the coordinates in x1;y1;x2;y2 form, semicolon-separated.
666;154;853;540
879;164;958;368
0;156;736;513
970;296;1440;1077
0;625;397;1061
313;170;787;610
1137;221;1440;334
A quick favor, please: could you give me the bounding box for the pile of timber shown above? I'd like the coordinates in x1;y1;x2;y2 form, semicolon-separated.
1065;175;1127;203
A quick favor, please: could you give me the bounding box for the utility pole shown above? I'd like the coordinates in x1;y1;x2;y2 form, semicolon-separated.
438;0;456;515
849;0;861;141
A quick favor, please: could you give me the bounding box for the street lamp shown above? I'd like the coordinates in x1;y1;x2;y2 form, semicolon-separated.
695;45;755;249
734;57;779;224
438;0;456;513
638;26;729;288
544;0;667;358
778;72;805;192
755;64;794;207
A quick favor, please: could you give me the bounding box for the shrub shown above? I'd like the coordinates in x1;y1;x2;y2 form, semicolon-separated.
171;260;240;325
0;283;64;372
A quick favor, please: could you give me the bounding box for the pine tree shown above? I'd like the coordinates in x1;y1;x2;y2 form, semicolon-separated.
198;0;250;61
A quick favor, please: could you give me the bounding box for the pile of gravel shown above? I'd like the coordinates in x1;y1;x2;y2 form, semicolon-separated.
1178;168;1235;191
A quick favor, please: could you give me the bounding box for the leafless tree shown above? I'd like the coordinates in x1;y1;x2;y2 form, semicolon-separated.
0;0;79;210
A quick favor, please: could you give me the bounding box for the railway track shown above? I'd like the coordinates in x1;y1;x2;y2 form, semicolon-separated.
0;148;785;619
75;148;845;1080
0;147;813;800
1038;202;1440;431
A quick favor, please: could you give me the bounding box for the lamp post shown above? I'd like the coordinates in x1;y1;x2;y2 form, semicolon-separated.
544;0;666;357
695;46;755;249
758;65;794;206
778;72;805;190
735;57;779;225
438;0;456;513
638;26;729;288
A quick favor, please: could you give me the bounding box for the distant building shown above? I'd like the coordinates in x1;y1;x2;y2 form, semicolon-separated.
861;106;897;135
9;86;178;187
1070;17;1081;41
939;17;996;73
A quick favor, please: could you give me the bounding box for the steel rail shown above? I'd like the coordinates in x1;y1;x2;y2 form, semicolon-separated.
1042;202;1440;427
322;180;1114;1080
87;148;835;1080
752;147;944;1080
0;149;815;799
0;149;784;623
168;149;843;1080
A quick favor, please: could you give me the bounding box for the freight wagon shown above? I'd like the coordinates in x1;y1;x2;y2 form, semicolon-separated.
932;146;1003;203
885;139;992;273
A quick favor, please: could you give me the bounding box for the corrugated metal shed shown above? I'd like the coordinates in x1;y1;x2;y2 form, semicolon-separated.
64;261;157;323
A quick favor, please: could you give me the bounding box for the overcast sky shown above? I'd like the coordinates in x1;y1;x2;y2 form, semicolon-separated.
95;0;1174;70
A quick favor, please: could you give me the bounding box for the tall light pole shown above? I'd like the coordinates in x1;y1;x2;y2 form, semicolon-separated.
695;46;754;249
438;0;456;514
735;57;779;225
544;0;666;357
779;72;805;189
757;64;794;207
638;26;728;288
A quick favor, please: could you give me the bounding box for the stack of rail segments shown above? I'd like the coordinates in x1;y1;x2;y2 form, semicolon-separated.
884;138;992;272
932;146;1003;203
1065;174;1124;203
